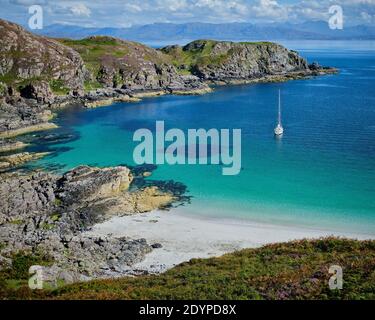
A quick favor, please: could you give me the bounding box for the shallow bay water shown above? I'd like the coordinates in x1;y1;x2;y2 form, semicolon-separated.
30;41;375;235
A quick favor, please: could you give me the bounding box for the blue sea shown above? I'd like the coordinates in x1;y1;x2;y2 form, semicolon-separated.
28;41;375;235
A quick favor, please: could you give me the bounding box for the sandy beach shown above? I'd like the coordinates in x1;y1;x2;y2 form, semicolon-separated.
86;209;375;274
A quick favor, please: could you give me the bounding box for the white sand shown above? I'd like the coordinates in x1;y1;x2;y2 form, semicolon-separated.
86;209;375;274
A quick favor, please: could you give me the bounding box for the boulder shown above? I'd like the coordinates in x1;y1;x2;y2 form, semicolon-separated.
56;166;133;204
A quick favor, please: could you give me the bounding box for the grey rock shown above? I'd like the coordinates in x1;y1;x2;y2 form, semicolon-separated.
0;165;176;281
56;165;133;205
0;19;86;90
151;243;163;249
19;81;55;104
183;41;309;82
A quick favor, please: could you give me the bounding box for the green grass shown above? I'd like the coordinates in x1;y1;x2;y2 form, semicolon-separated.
0;73;44;88
50;213;61;222
162;40;281;73
1;238;374;300
1;251;52;281
162;40;235;72
0;73;16;86
0;82;6;96
176;69;193;76
49;79;70;96
60;36;174;88
41;223;55;231
9;219;24;225
239;41;275;45
59;37;131;81
0;251;53;297
53;198;63;206
83;81;103;92
60;37;120;47
163;42;208;68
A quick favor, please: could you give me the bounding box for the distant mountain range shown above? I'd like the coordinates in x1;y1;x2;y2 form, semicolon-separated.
34;21;375;42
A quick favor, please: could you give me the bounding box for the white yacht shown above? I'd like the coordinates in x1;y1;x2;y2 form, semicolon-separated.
274;90;284;136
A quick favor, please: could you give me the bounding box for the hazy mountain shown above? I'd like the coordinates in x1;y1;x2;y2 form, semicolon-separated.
35;21;375;42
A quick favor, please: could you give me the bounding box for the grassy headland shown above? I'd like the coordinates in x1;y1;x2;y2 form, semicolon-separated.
1;238;374;300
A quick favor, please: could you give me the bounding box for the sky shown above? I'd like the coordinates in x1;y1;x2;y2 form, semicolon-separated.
0;0;374;28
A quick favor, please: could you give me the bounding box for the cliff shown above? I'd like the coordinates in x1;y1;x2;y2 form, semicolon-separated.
162;39;326;84
58;36;206;93
0;19;336;139
0;20;208;103
0;19;86;97
0;19;334;104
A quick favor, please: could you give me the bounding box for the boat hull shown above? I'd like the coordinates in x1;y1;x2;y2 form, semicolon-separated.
274;125;284;136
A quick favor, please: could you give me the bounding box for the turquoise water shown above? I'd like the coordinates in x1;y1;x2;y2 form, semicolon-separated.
30;42;375;235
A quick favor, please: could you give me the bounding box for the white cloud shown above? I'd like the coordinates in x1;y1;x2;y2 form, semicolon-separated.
252;0;288;20
2;0;375;27
10;0;47;5
159;0;188;12
361;11;375;23
124;3;142;13
340;0;375;4
190;0;250;22
69;3;91;17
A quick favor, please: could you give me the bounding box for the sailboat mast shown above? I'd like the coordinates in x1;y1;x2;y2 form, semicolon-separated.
278;90;281;125
274;89;284;135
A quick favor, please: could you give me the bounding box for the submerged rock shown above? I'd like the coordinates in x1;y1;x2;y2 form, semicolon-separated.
0;151;50;169
0;140;28;152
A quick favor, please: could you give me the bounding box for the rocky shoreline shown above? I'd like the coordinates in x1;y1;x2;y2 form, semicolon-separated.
0;19;337;142
0;165;187;285
0;19;339;286
0;66;336;141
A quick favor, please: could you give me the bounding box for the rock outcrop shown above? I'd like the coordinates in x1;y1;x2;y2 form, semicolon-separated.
57;166;133;205
1;20;332;104
0;140;28;152
162;40;335;84
0;165;180;278
59;36;210;94
0;19;86;92
0;19;83;139
0;151;49;170
0;98;56;136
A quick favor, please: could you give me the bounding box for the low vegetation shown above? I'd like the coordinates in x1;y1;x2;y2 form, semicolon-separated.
58;36;174;90
161;40;229;73
59;37;128;79
0;251;53;298
1;238;374;300
161;40;279;75
49;79;70;96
